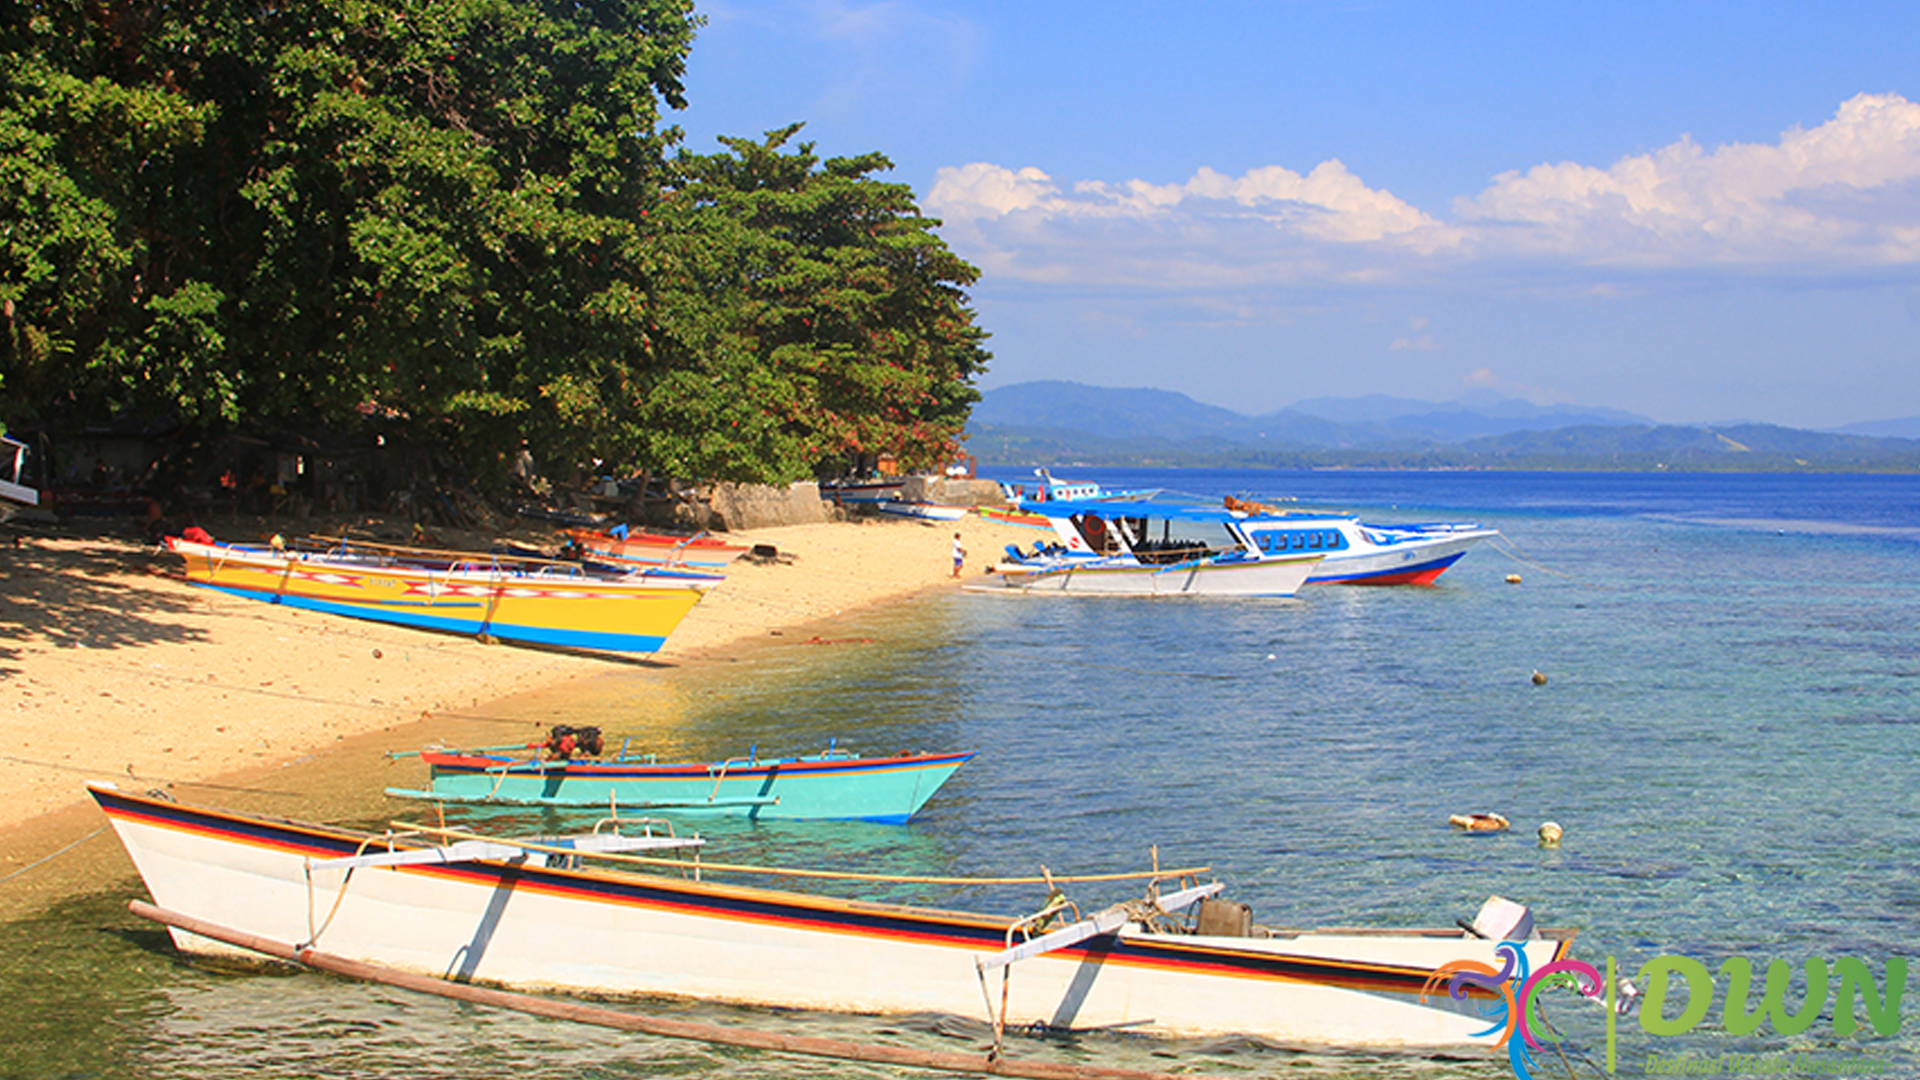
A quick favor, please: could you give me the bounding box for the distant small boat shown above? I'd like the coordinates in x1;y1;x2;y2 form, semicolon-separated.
563;526;748;569
818;476;905;505
388;733;973;823
874;499;968;522
167;534;710;654
1002;468;1161;506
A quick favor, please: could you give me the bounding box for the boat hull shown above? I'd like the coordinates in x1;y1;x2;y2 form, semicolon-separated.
91;784;1573;1050
991;553;1321;597
168;538;704;654
1238;522;1497;587
405;750;974;823
563;528;746;569
874;501;968;522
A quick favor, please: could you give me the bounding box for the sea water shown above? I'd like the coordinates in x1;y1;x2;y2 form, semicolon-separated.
4;469;1916;1079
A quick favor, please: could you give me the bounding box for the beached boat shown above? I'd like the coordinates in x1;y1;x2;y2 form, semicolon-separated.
819;476;906;506
873;499;969;522
562;526;748;569
0;434;37;525
92;781;1575;1051
987;502;1323;596
388;734;973;823
1222;496;1499;586
166;534;710;654
1000;468;1161;506
973;503;1053;528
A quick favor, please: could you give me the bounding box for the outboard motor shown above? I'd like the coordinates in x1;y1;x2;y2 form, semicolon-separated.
544;724;604;760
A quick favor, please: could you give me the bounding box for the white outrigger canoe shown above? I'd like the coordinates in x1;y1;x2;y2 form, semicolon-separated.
92;783;1574;1052
987;502;1324;596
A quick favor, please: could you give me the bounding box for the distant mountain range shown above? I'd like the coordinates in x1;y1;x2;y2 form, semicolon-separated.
965;381;1920;471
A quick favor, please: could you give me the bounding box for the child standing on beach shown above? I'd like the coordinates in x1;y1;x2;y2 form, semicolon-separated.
952;532;966;577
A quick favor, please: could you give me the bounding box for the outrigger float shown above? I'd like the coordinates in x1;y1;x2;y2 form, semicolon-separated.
93;782;1575;1055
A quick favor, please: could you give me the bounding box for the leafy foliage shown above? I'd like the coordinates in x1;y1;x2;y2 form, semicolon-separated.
1;1;987;487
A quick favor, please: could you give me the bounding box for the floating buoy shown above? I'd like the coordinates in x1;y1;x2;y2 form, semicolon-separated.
1531;670;1548;686
1538;821;1564;848
1505;574;1522;584
1449;812;1510;833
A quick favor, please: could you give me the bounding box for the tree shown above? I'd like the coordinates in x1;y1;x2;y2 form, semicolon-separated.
2;4;992;495
638;125;990;483
3;0;699;468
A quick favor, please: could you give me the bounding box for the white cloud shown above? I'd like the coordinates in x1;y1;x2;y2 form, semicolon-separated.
1390;334;1439;352
929;93;1920;291
1459;92;1920;266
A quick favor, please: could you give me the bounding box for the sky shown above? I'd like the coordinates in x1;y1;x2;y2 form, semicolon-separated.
666;1;1920;429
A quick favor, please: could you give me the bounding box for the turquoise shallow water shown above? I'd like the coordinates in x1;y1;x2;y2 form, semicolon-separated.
4;470;1917;1079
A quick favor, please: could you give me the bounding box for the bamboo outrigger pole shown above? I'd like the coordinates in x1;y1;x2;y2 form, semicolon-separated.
130;901;1217;1080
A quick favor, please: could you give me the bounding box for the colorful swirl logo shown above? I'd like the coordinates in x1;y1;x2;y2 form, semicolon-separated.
1422;943;1606;1080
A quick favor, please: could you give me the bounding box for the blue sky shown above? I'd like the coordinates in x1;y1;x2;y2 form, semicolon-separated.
669;1;1920;429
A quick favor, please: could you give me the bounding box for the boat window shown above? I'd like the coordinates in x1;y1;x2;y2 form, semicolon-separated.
1290;533;1305;549
1308;533;1321;549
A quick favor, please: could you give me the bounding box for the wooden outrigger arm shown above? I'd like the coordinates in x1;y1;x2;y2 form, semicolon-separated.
977;881;1225;971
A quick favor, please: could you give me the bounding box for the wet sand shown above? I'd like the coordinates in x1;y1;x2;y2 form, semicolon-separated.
0;512;1031;919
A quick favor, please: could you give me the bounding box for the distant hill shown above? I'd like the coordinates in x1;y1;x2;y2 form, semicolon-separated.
965;382;1920;471
1829;417;1920;439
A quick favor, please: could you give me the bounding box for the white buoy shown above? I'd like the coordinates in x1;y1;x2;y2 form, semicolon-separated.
1538;821;1564;848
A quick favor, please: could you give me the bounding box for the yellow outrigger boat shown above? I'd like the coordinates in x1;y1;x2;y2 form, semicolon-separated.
166;534;711;654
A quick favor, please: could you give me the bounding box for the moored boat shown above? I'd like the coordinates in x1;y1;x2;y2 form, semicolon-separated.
1001;468;1161;505
91;782;1575;1051
987;501;1322;596
389;734;974;823
1222;496;1499;586
166;534;710;654
873;499;969;522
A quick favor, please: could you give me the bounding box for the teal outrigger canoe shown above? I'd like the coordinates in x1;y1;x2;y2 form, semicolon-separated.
387;742;973;824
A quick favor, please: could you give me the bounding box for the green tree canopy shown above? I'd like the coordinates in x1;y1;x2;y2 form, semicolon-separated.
1;1;989;490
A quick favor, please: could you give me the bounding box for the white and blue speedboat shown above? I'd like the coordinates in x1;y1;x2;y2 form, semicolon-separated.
994;497;1496;592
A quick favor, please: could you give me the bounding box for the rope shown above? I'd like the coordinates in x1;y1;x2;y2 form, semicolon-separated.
13;651;551;729
389;822;1209;886
0;826;107;886
1487;534;1606;588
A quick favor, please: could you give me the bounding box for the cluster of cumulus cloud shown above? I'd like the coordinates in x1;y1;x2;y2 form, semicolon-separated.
926;93;1920;288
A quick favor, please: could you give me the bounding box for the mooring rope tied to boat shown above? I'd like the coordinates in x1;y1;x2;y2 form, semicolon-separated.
385;822;1210;886
1487;534;1603;587
0;825;108;887
129;901;1218;1080
22;650;555;729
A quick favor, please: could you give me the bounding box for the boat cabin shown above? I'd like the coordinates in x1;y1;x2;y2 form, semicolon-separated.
1055;505;1250;564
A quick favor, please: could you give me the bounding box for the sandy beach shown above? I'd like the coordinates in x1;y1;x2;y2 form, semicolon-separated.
0;511;1030;920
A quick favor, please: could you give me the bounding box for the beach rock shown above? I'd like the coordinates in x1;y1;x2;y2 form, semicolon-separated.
898;476;1008;507
704;481;830;531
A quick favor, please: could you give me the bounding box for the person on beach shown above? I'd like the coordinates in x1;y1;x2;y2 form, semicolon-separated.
952;532;966;577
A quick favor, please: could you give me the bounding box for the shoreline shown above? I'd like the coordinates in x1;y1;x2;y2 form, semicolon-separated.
0;513;1031;920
